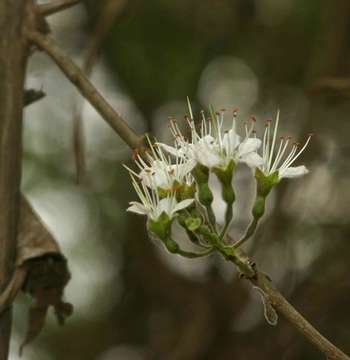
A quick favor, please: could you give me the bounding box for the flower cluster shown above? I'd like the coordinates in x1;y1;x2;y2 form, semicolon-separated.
126;101;312;257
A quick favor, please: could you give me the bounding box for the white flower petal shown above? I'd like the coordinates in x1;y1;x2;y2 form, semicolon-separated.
193;136;222;168
168;160;195;178
157;143;184;157
201;135;216;145
279;165;309;179
172;198;194;214
127;202;149;215
240;152;264;168
157;197;172;216
222;129;241;154
138;170;152;187
196;151;222;168
238;138;262;157
182;159;196;173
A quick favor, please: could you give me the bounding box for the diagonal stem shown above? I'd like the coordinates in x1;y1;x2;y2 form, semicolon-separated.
221;240;350;360
26;30;145;150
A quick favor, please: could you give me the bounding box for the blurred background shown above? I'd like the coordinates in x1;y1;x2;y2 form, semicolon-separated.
11;0;350;359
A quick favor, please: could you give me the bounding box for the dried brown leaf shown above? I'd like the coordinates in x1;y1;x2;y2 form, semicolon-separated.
17;196;72;354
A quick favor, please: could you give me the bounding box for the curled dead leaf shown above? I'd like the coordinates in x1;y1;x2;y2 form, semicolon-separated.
0;196;73;355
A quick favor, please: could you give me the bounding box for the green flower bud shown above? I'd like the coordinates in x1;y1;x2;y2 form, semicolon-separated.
184;216;202;232
147;212;171;240
164;238;179;254
176;208;202;245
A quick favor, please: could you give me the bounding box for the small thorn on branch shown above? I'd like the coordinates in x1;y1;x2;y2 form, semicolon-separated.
24;89;46;107
38;0;81;17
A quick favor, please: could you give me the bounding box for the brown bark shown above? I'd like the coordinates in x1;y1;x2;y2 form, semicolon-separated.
0;1;29;359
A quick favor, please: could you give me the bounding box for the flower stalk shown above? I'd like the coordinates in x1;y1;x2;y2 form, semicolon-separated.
192;164;217;230
213;160;236;238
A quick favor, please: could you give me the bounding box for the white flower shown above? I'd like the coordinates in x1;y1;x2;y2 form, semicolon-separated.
159;105;262;169
127;175;194;220
250;111;312;180
125;140;195;191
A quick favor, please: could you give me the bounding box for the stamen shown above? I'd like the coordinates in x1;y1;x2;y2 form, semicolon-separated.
281;135;312;170
279;145;297;171
187;96;194;120
267;110;280;172
270;137;287;172
123;164;139;178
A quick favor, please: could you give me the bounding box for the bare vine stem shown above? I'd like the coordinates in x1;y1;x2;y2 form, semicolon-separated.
25;24;350;360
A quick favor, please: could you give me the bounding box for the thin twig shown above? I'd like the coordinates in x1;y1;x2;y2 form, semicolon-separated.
251;272;349;360
72;0;127;183
27;30;144;150
38;0;80;16
228;245;350;360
